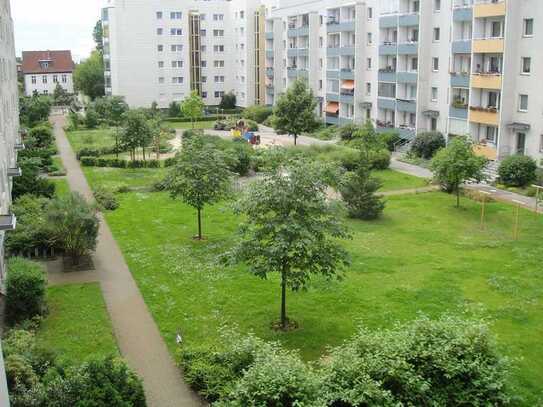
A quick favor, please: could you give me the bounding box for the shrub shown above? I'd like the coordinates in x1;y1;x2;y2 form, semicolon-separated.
28;124;54;149
146;159;161;168
225;143;254;176
5;258;47;324
262;114;277;128
12;159;56;200
244;119;259;132
311;126;337;141
168;101;181;117
80;156;97;167
76;147;101;159
369;149;391;170
93;187;119;211
84;107;99;129
96;158;109;167
381;131;402;152
340;166;385;220
338;123;360;141
243;105;273;123
219;92;237;110
127;160;145;168
109;158;127;168
164;157;177;167
498;154;537;187
410;132;446;159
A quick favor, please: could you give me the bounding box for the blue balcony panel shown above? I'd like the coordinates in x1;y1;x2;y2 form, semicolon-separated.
339;94;354;104
450;74;470;88
452;40;471;54
378;71;397;82
327;21;355;33
449;106;468;119
398;43;418;55
326;70;339;79
379;44;398;55
379;15;398;28
398;13;419;27
378;97;396;110
396;99;417;113
326;115;339;125
265;32;273;40
326;93;339;102
266;50;274;58
339;69;354;80
453;7;473;22
396;71;417;83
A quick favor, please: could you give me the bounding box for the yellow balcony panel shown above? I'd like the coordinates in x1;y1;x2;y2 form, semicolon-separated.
473;38;504;54
469;108;499;126
471;73;502;89
474;2;506;18
473;144;497;161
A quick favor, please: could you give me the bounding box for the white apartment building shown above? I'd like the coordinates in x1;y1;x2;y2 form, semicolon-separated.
22;50;75;96
1;0;20;403
105;0;543;163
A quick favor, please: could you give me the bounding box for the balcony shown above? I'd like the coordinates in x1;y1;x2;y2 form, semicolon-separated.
398;13;419;27
398;42;418;55
287;25;309;37
471;73;502;89
379;15;398;28
469;106;499;126
473;38;504;53
397;99;417;113
326;93;339;102
325;113;339;125
452;40;472;54
379;44;398;55
473;143;497;160
396;71;417;84
378;97;396;110
266;67;274;78
327;20;355;33
474;1;506;18
339;92;354;104
453;7;473;22
378;69;397;82
450;73;470;88
7;167;22;177
327;46;355;57
339;68;354;80
449;105;469;119
0;214;16;231
266;32;273;40
287;67;298;78
266;50;274;58
326;70;339;79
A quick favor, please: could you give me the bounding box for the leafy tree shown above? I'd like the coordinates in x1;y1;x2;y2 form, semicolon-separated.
352;120;386;161
165;137;232;240
52;83;72;106
47;192;99;265
84;107;99;129
430;136;487;207
181;91;205;129
120;109;152;160
232;160;350;329
219;92;237;110
74;51;105;100
168;101;181;118
27;124;54;149
243;105;273;124
12;159;56;200
93;20;103;53
340;164;385;220
273;79;320;145
93;96;129;157
19;95;52;127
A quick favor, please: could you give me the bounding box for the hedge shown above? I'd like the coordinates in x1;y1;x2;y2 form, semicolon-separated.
80;157;162;169
164;115;222;123
76;146;123;160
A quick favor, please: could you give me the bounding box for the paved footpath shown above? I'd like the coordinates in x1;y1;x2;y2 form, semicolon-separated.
51;114;203;407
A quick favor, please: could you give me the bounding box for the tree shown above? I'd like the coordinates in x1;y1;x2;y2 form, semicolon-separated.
73;51;105;100
430;136;487;207
19;95;52;127
232;160;350;330
165;138;232;240
53;83;72;106
120;109;152;160
93;20;103;53
47;192;99;265
219;92;237;110
93;96;129;157
13;159;56;200
168;101;181;118
352;120;387;163
340;164;385;220
181;91;205;129
273;79;320;145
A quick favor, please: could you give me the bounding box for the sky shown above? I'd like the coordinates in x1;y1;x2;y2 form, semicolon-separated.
11;0;102;62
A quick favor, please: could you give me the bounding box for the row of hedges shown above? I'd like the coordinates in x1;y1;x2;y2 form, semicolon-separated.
75;146;124;160
80;157;163;168
164;115;222;123
180;316;513;405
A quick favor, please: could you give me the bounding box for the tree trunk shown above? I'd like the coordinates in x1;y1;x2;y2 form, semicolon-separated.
281;270;287;329
197;208;202;240
293;134;297;146
456;187;460;208
143;146;146;161
115;127;119;159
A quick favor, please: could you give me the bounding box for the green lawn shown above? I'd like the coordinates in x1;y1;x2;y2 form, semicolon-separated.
83;167;167;191
66;128;117;153
48;156;66;176
374;169;428;192
51;178;70;198
92;183;543;403
36;283;119;363
164;120;216;130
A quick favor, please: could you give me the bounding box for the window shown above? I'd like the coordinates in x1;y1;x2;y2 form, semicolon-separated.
201;60;207;67
524;18;534;37
170;12;182;19
431;87;438;101
200;29;206;36
213;45;225;52
43;90;49;95
215;91;225;98
201;45;207;52
432;57;439;71
431;117;437;131
367;7;373;19
156;11;163;19
319;80;323;90
519;94;529;111
42;75;47;84
214;75;225;83
157;28;163;35
488;91;499;108
171;61;183;68
202;92;208;98
486;127;496;143
521;57;531;74
202;76;207;83
434;0;441;12
433;27;440;42
367;58;372;69
540;135;543;153
367;32;372;45
214;60;225;68
158;45;164;52
158;61;164;68
491;21;502;38
366;82;371;95
158;77;165;84
62;75;67;83
411;57;418;71
31;76;36;84
213;14;224;21
170;28;182;35
172;77;183;84
240;11;244;19
213;29;224;37
171;44;183;52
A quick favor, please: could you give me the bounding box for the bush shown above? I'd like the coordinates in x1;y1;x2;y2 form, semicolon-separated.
5;258;47;324
338;123;360;141
262;114;277;128
219;92;237;110
13;159;56;200
84;107;99;129
93;187;119;211
164;157;177;167
245;119;258;132
498;154;537;187
28;125;54;149
168;101;181;117
340;166;385;220
80;156;97;167
225;143;254;176
369;149;391;170
410;132;446;159
311;126;337;141
243;105;273;123
146;159;160;168
381;131;402;152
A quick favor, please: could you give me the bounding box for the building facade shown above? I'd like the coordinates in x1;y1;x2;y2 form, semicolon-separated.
1;0;20;403
22;50;75;96
104;0;543;163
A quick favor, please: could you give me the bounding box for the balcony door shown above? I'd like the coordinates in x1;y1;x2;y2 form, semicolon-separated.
516;133;526;155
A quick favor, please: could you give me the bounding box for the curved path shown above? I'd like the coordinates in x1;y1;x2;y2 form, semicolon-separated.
51;114;203;407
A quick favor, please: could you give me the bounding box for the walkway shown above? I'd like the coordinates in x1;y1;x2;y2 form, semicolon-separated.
51;114;203;407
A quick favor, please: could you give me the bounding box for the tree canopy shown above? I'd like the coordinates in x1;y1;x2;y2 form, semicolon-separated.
181;91;205;129
74;51;105;100
273;79;320;145
120;109;153;160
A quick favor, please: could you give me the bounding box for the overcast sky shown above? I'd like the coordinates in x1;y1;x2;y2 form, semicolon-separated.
11;0;102;62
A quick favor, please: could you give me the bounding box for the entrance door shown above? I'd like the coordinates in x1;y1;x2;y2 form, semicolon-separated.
516;132;526;155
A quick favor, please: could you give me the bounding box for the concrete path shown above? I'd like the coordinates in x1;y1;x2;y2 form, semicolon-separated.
464;183;542;213
51;114;203;407
390;157;433;179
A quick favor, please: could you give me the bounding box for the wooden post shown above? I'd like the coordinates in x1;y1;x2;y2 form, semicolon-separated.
532;185;542;216
480;191;490;230
512;200;523;240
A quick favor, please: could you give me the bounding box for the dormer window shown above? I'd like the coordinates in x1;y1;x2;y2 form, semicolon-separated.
40;61;49;69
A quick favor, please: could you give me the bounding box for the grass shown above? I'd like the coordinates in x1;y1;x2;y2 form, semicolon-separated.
83;167;168;191
48;156;66;176
66;128;117;153
164;120;216;130
374;169;428;192
51;178;70;198
36;283;119;363
90;173;543;404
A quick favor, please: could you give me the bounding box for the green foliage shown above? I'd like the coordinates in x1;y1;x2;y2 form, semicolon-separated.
320;315;512;406
52;83;73;106
311;125;337;141
47;192;100;264
243;105;273;123
273;79;320;145
73;50;105;100
27;124;54;149
232;160;350;328
19;95;52;127
369;149;391;170
381;131;402;152
219;92;237;110
12;159;56;200
498;155;538;187
165;137;232;238
120;109;153;160
168;101;181;117
340;165;386;220
181;91;205;128
225;143;254;176
93;20;103;53
410;131;446;159
93;187;120;211
84;107;99;129
430;136;487;206
338;123;360;141
67;111;81;131
92;96;129;126
5;258;47;324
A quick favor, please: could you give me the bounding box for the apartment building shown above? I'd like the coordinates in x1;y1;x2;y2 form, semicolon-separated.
22;50;75;96
105;0;543;162
1;0;20;403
